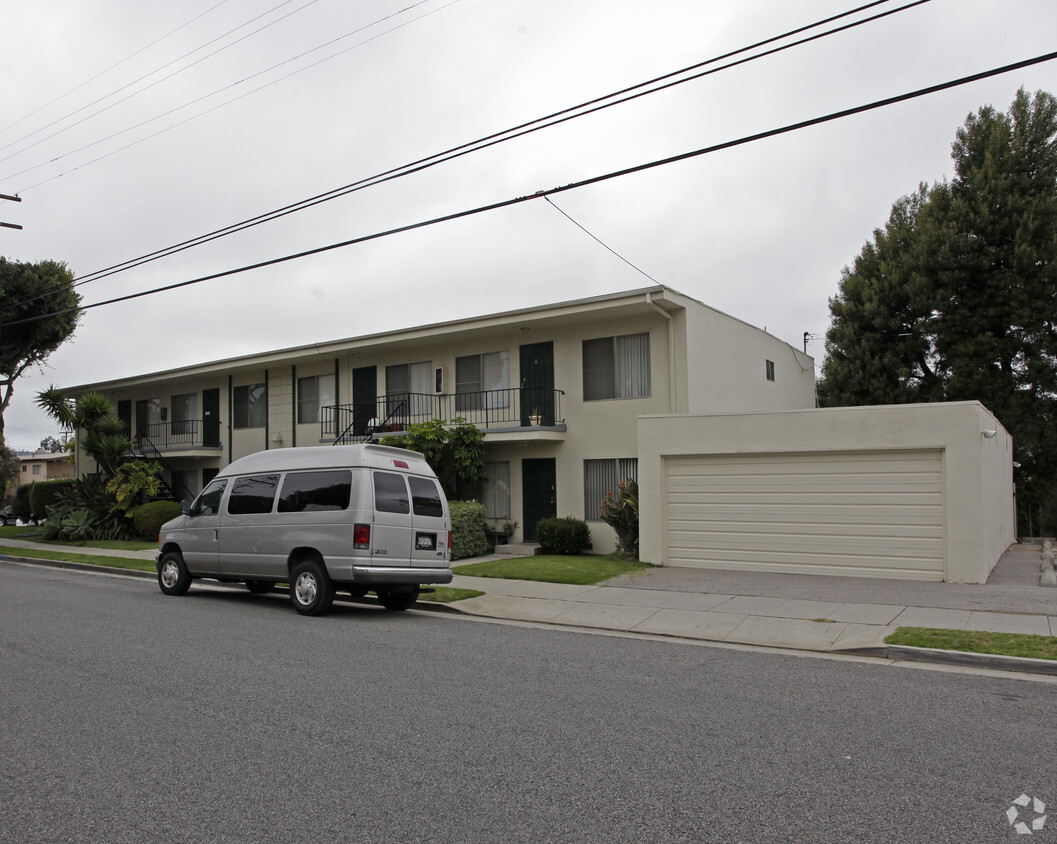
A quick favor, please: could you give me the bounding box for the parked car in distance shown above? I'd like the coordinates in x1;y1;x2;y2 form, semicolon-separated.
156;444;453;615
0;505;15;526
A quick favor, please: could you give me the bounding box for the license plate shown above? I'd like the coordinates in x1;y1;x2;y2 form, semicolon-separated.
415;533;436;551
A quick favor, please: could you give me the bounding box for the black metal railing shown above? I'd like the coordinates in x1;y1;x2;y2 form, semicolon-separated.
129;431;193;503
323;388;565;443
132;419;220;451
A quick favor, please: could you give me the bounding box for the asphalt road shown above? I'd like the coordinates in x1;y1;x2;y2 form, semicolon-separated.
2;563;1056;843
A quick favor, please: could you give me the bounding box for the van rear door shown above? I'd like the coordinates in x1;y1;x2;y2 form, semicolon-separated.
407;475;447;566
371;471;412;565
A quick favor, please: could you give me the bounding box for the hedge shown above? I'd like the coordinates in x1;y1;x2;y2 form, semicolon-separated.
449;500;489;561
29;479;77;521
133;500;183;540
536;516;592;555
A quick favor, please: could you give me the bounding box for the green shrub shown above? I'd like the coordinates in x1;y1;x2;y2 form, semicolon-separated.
14;483;35;523
42;475;136;542
133;500;182;540
536;516;592;555
29;479;76;521
449;500;488;561
599;478;639;560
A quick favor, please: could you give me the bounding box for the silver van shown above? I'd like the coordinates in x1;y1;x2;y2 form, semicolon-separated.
155;444;453;615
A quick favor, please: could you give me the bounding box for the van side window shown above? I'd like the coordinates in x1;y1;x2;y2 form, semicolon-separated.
227;474;280;515
374;472;410;514
193;479;228;515
409;476;443;517
278;470;352;513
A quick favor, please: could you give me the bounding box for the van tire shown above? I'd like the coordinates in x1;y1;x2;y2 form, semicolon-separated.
290;558;335;616
377;588;419;611
158;551;191;596
245;580;273;594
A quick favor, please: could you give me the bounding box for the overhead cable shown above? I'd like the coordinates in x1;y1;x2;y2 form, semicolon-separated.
5;48;1055;330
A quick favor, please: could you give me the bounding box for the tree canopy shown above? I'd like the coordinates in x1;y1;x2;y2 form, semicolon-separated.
818;88;1057;531
0;257;80;445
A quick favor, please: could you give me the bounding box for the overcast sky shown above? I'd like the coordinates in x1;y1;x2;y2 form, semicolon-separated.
2;0;1056;449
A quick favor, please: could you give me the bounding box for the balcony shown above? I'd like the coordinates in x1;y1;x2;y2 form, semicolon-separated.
323;388;565;443
132;420;221;452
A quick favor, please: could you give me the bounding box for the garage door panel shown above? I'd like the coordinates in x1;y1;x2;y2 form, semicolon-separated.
663;503;947;522
663;450;945;579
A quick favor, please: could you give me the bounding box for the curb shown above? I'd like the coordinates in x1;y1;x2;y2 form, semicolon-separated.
886;644;1057;676
0;554;155;578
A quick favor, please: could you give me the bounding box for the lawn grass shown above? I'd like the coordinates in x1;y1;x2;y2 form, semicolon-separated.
885;627;1057;661
0;526;156;551
418;586;484;603
0;544;156;572
454;554;651;585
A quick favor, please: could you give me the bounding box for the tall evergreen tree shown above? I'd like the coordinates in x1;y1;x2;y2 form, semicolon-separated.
819;89;1057;531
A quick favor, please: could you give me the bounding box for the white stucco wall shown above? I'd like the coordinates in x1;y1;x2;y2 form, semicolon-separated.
638;402;1015;583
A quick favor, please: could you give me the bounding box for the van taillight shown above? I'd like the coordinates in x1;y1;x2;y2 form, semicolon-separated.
354;524;371;549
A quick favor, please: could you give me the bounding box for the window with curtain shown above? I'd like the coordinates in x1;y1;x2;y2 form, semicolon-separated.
456;350;509;412
582;333;650;401
583;458;638;520
233;383;267;429
171;393;198;436
482;461;511;519
297;374;335;424
386;361;432;417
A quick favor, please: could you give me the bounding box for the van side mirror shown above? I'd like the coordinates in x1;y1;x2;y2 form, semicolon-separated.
180;500;191;516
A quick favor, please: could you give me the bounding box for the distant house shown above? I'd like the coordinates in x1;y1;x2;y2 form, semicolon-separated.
68;286;815;550
3;450;74;504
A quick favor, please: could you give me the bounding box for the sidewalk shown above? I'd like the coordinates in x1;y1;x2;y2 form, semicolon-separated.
3;536;1055;672
445;542;1057;674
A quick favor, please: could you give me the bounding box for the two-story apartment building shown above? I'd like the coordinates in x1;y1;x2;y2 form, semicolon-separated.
68;286;816;550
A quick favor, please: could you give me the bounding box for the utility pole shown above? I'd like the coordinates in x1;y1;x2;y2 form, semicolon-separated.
1;192;23;230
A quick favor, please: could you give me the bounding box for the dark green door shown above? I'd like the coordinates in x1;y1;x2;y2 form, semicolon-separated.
352;366;377;437
203;389;221;448
519;341;554;426
522;458;556;542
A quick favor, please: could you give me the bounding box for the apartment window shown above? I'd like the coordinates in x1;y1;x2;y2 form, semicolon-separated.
227;474;279;515
766;359;775;382
456;351;510;412
582;333;651;401
32;464;42;476
233;383;267;429
584;458;638;520
297;374;335;424
482;461;511;519
171;393;198;436
386;362;432;417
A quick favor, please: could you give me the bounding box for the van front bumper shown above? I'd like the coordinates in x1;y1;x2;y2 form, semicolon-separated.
348;566;453;585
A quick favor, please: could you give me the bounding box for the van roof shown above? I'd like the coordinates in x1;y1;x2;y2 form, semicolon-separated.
215;444;434;478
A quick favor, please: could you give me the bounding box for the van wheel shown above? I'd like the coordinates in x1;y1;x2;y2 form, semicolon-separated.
158;551;191;596
376;588;419;611
245;580;272;594
290;559;335;616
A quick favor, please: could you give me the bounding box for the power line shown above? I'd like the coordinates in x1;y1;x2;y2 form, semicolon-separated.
0;0;235;137
0;0;312;160
6;0;458;190
56;0;930;292
544;197;662;285
5;48;1054;330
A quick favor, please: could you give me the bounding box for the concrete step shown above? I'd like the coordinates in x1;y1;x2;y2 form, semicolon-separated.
491;542;540;557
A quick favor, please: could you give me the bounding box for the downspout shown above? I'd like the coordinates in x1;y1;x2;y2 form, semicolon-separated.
646;291;675;413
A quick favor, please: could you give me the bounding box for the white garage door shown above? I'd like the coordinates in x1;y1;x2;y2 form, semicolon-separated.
664;450;945;580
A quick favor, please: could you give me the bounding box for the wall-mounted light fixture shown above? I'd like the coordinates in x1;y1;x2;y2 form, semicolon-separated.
982;429;997;439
